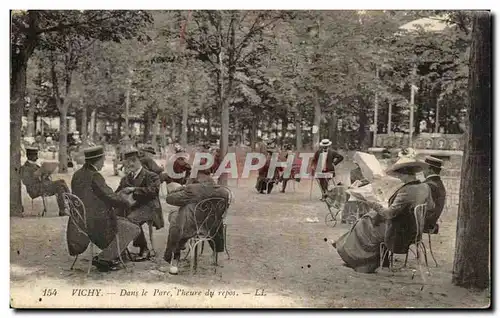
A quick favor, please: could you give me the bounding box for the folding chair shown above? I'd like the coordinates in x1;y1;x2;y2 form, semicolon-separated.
64;193;127;274
380;204;430;288
182;197;229;275
323;185;348;227
22;183;48;217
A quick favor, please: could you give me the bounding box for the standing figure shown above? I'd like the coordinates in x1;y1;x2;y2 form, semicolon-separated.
69;146;140;272
115;149;163;261
280;144;301;193
20;147;70;216
310;139;344;199
422;156;446;234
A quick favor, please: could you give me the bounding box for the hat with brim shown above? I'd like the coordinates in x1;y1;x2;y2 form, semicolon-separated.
385;158;427;175
319;139;332;147
25;146;39;155
123;149;140;160
425;156;443;169
166;182;183;193
84;146;104;160
141;146;156;155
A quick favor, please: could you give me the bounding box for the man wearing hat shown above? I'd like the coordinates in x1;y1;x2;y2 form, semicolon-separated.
310;139;344;198
422;156;446;234
139;145;164;175
20;147;70;216
69;146;141;272
163;174;228;266
115;149;164;261
167;146;192;185
255;149;282;194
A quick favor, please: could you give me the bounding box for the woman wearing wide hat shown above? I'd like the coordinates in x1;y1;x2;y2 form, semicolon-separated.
333;159;435;273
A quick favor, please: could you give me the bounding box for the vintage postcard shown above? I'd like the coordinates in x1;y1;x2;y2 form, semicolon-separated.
9;8;491;309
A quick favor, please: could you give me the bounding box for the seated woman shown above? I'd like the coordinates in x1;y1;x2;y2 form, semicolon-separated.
332;160;435;273
340;162;371;224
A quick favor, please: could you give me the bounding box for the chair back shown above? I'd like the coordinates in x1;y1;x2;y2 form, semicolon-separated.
191;197;229;240
63;193;88;236
413;204;427;243
325;185;348;210
218;185;234;207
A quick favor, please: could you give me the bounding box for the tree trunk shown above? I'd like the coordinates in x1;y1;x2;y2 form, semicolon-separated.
170;117;177;142
281;111;289;146
58;105;69;173
152;113;159;149
143;108;151;144
116;119;122;142
312;90;321;150
81;100;88;144
89;109;96;142
206;111;212;141
181;97;188;147
331;110;338;148
452;12;491;291
250;117;257;151
10;57;29;216
295;109;303;151
26;98;36;137
358;98;370;151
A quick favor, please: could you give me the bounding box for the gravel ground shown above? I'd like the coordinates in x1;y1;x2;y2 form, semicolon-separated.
10;159;490;308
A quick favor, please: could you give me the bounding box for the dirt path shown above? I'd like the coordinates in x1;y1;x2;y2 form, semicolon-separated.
10;163;490;308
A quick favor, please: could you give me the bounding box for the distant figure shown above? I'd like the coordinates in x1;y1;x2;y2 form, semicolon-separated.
20;147;70;216
280;144;301;193
255;149;282;194
310;139;344;198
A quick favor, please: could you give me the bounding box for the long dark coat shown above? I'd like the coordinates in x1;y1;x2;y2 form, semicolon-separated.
311;149;344;176
68;163;129;254
423;175;446;232
115;168;164;229
163;180;229;262
20;161;51;198
140;156;164;175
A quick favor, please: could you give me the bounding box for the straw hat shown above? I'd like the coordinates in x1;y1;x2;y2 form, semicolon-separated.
385;158;427;175
319;139;332;147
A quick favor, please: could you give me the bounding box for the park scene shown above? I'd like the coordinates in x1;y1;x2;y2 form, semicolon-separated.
10;10;490;308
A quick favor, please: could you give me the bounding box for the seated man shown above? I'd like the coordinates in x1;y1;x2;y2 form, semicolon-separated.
422;156;446;234
255;149;282;194
163;174;228;264
116;149;164;261
69;146;140;272
20;147;70;216
168;145;192;185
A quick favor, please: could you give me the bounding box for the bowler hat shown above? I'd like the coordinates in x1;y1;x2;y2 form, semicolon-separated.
425;156;443;169
84;146;104;160
123;149;140;159
141;145;156;155
25;146;39;155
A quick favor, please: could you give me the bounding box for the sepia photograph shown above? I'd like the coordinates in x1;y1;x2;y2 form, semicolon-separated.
8;7;492;309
